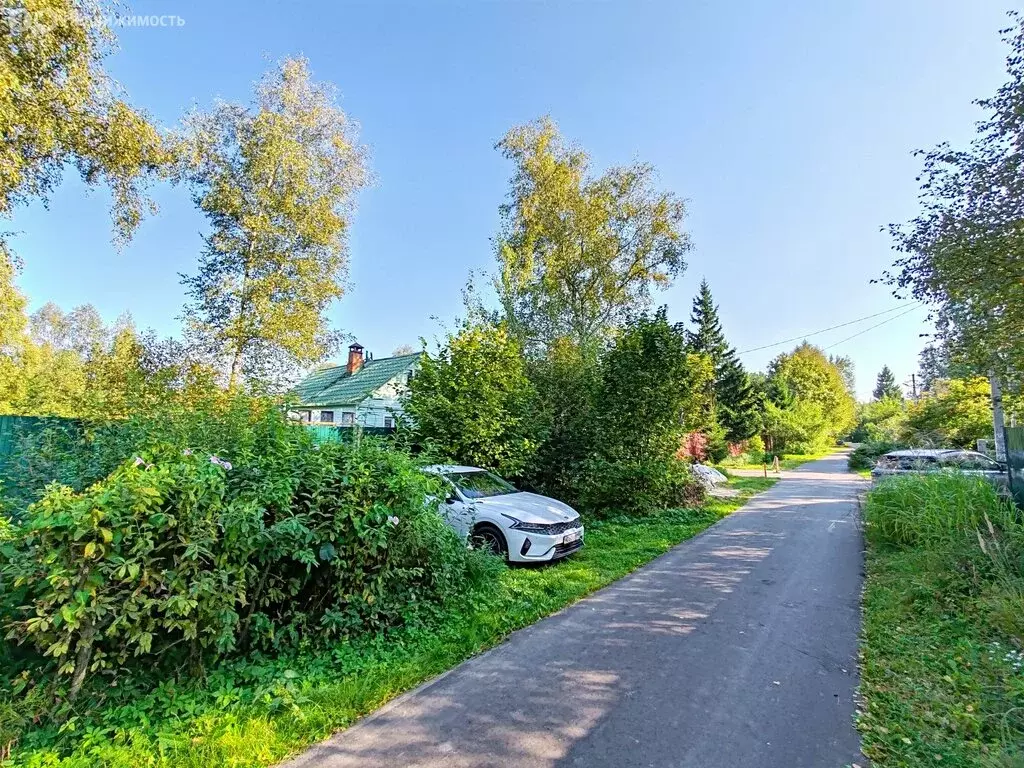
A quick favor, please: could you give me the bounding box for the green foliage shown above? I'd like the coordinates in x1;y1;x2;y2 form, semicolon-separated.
903;377;994;447
2;476;775;767
864;473;1017;548
404;322;537;478
178;57;368;389
494;117;690;352
848;440;904;471
850;397;908;443
685;280;759;442
872;365;902;401
686;279;728;361
581;310;705;515
762;343;855;452
887;14;1024;378
1;407;484;716
859;473;1024;765
0;0;171;247
522;339;602;507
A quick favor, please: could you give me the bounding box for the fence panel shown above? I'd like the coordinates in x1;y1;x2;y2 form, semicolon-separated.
304;425;396;444
1004;426;1024;506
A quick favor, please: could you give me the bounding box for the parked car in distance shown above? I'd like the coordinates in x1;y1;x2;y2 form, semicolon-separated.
422;465;584;563
871;448;1009;490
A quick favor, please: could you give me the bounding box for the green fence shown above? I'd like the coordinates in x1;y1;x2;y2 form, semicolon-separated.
1005;426;1024;506
305;425;396;443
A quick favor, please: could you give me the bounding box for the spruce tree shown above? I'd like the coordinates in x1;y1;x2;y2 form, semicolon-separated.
688;280;728;361
873;365;902;400
686;280;759;441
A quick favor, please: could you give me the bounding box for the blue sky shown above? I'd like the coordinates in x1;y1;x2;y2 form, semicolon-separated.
7;0;1014;399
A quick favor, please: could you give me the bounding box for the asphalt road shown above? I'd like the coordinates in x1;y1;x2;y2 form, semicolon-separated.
283;454;867;768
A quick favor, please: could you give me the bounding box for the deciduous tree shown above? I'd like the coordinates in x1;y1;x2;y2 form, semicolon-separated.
1;0;171;246
179;58;368;390
765;343;856;450
494;118;690;352
888;13;1024;377
405;322;537;477
904;377;994;447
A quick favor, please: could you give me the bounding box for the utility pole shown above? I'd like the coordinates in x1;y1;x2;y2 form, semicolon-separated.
910;373;917;399
990;371;1007;462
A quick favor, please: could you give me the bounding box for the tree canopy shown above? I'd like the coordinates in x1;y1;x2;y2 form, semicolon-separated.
872;365;902;401
1;0;171;247
888;13;1024;377
494;117;690;353
404;323;537;478
763;343;856;451
179;57;368;390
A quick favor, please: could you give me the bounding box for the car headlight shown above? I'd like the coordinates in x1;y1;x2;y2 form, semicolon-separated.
500;513;554;533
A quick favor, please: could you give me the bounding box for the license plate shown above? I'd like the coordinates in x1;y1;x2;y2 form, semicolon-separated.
563;531;581;544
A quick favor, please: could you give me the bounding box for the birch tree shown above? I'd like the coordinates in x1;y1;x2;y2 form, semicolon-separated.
1;0;170;246
495;118;690;354
179;58;368;389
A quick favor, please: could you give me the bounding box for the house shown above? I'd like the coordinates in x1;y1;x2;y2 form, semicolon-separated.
291;343;420;429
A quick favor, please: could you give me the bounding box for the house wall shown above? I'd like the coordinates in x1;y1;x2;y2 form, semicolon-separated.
355;375;412;427
300;368;414;427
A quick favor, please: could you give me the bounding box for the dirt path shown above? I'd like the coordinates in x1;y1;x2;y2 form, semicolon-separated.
283;454;867;768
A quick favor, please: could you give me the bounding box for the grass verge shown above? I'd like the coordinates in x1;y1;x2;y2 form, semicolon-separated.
7;476;777;768
717;448;837;472
858;475;1024;767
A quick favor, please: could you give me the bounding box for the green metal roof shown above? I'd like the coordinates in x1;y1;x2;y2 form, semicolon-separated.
292;353;420;408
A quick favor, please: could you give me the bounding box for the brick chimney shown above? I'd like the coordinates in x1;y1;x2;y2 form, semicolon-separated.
347;343;364;375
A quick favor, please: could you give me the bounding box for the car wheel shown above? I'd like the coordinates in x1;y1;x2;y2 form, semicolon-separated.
472;523;508;559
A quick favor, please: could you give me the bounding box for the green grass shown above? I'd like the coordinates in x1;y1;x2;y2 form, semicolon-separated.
716;448;837;472
858;475;1024;767
7;476;777;768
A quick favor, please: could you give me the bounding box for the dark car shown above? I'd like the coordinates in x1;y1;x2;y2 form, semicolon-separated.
871;448;1008;490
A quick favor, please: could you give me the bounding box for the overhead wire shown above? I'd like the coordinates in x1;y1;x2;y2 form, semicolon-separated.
736;303;922;355
820;305;925;351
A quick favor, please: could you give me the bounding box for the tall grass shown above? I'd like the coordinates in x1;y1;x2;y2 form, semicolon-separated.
859;472;1024;766
863;472;1018;547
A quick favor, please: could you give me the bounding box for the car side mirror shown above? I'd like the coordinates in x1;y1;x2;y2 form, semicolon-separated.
445;496;457;505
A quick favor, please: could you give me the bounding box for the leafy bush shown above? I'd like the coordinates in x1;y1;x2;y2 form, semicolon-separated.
902;377;994;448
404;322;538;477
0;419;483;714
849;397;907;444
580;456;705;517
863;472;1018;548
847;440;904;471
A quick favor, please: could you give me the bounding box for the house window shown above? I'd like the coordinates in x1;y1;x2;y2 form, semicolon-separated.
341;412;355;426
320;411;334;424
384;416;395;429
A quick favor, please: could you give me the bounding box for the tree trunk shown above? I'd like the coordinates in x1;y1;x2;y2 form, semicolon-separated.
991;371;1007;462
67;621;96;703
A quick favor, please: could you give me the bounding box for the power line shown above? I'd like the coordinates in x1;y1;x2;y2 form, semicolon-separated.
821;305;924;351
736;303;921;355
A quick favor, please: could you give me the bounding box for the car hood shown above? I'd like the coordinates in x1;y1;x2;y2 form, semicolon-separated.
472;492;580;525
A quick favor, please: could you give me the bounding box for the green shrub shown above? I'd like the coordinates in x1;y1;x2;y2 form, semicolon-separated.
580;456;705;517
0;425;482;714
848;440;903;471
863;472;1018;548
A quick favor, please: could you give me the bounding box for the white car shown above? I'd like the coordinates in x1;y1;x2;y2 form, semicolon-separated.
423;465;584;563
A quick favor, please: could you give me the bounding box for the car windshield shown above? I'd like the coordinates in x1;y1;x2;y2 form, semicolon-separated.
448;470;517;499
